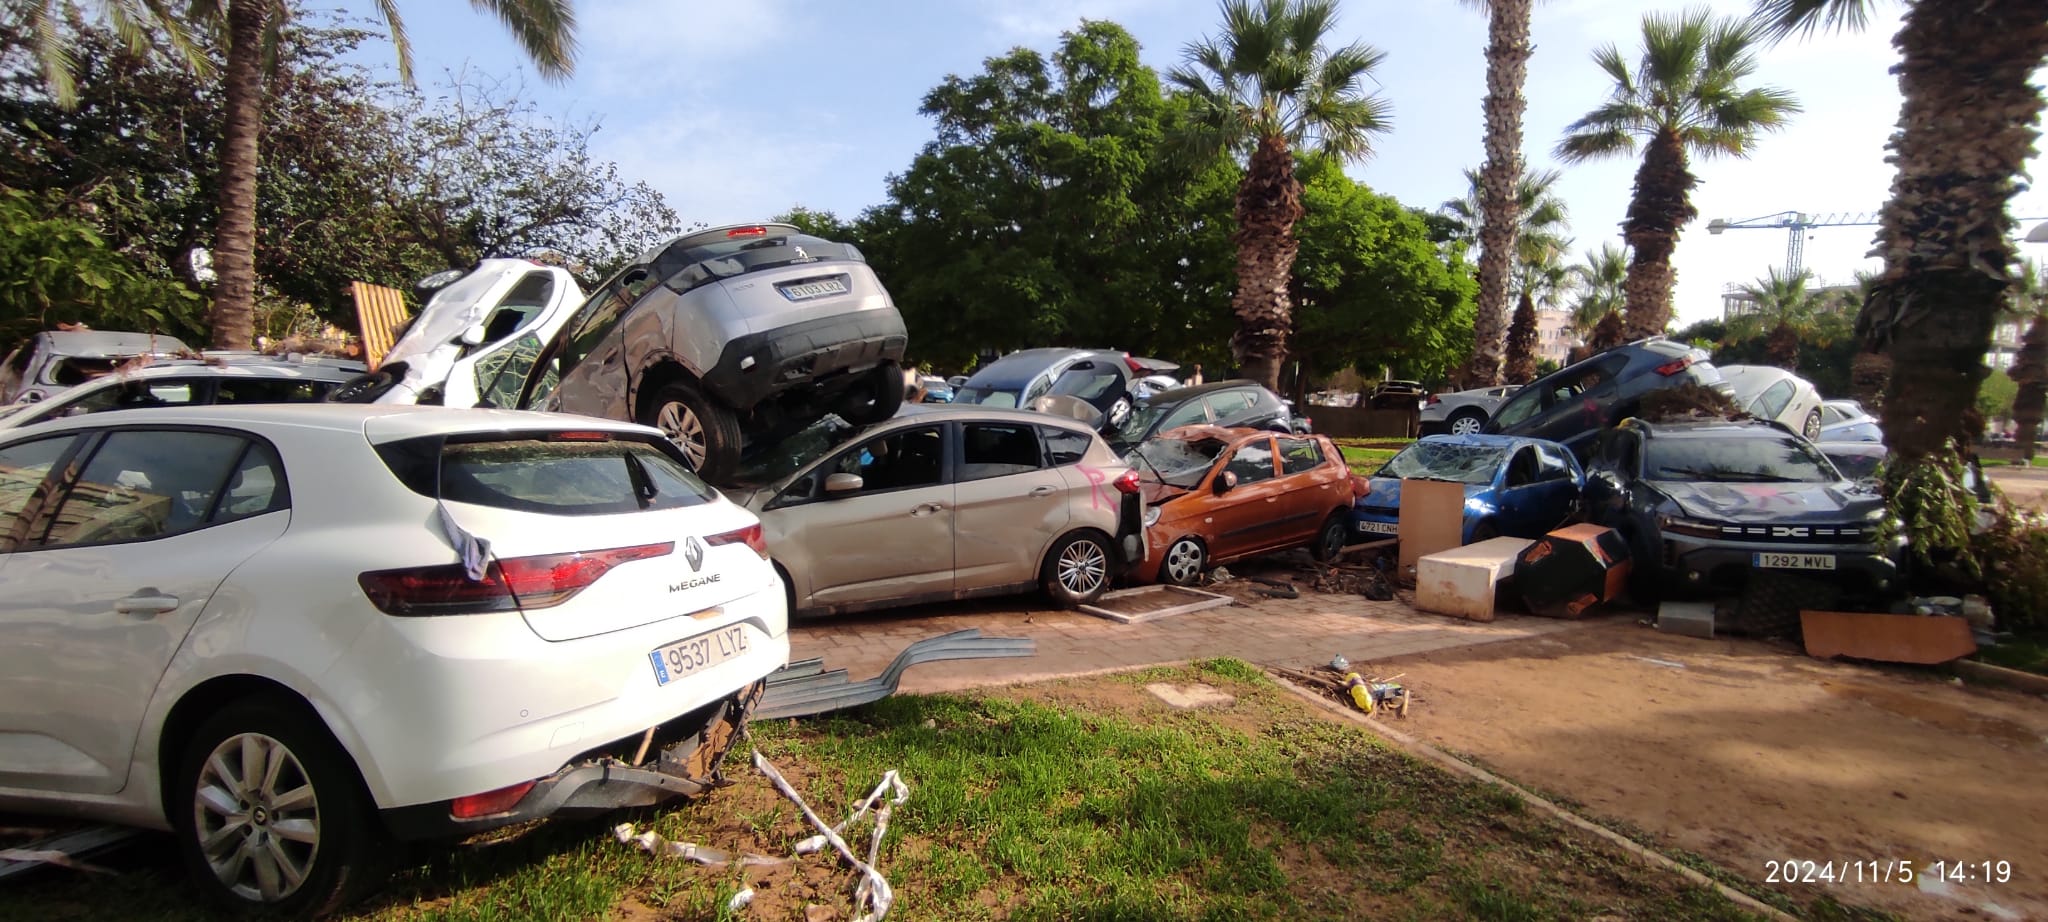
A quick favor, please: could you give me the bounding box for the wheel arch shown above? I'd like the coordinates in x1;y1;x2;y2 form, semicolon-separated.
632;357;700;421
155;675;371;826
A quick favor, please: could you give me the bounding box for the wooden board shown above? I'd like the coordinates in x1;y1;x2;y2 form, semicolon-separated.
1397;478;1467;571
1800;610;1977;665
350;281;411;370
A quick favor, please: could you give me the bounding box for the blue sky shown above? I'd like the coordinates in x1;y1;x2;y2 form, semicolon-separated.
338;0;2048;329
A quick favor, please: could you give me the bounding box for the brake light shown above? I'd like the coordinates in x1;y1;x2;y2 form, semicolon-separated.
1425;395;1441;406
1124;354;1144;373
1112;469;1142;495
726;226;767;238
551;430;612;441
705;523;769;559
358;542;673;615
1655;355;1697;376
451;780;537;818
1351;475;1372;498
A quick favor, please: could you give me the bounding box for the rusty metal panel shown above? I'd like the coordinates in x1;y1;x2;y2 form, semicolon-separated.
350;281;411;369
1800;610;1978;664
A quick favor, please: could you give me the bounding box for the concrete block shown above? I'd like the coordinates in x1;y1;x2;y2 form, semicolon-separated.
1415;537;1534;622
1657;601;1716;639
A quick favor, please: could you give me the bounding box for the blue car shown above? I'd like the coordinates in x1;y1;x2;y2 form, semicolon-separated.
1351;434;1585;544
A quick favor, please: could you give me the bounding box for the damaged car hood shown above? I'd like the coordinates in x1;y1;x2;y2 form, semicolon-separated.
1654;480;1883;524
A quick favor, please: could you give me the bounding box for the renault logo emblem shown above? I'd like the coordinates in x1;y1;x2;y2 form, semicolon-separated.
684;536;706;572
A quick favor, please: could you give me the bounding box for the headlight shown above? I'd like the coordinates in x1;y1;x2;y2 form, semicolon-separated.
1143;506;1161;528
1656;514;1721;538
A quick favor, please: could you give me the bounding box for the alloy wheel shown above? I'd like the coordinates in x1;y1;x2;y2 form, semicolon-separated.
656;401;708;470
1449;415;1484;435
1803;411;1821;441
1165;539;1203;584
1319;523;1346;559
1057;539;1108;596
193;733;320;903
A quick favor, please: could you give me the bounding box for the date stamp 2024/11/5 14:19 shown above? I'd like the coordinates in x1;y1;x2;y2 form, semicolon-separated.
1765;859;2015;885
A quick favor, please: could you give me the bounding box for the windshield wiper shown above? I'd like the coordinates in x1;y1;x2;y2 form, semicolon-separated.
622;451;658;508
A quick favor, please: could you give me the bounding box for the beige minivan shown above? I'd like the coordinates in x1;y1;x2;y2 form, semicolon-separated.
724;405;1147;615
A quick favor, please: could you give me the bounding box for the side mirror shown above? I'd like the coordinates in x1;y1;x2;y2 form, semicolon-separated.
1264;419;1291;433
1213;470;1238;495
824;473;864;495
458;324;487;347
947;376;968;389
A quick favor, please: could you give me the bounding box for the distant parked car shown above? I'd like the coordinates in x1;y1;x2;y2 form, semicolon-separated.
329;259;584;409
0;353;366;430
1484;338;1730;458
723;405;1147;614
1365;379;1429;410
1420;385;1519;435
1818;399;1881;442
1130;426;1355;585
1720;365;1825;441
1;330;192;406
1350;434;1584;544
918;375;955;403
1582;417;1900;602
518;223;909;484
1108;379;1303;451
951;348;1137;433
0;404;786;915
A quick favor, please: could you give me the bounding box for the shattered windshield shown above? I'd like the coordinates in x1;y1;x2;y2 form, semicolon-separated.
953;386;1022;408
1131;437;1224;486
1375;442;1506;485
730;414;861;488
1645;436;1837;484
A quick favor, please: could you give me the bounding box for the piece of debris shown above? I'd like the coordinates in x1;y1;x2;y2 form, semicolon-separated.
0;826;138;881
0;850;113;876
752;749;907;922
1801;610;1978;665
1340;672;1411;717
1329;654;1350;671
728;888;756;911
757;629;1033;720
1309;563;1396;600
1630;656;1688;670
1656;601;1716;639
1208;566;1235;584
1249;576;1299;599
1079;585;1233;624
1514;526;1630;619
1144;682;1237;709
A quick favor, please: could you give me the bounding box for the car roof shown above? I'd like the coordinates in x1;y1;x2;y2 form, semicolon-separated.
38;330;191;356
0;403;660;442
964;348;1120;386
891;402;1097;432
1414;433;1555;451
1140;379;1266;404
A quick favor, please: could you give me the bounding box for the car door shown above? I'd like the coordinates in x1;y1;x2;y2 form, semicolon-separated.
770;423;954;610
0;427;290;795
1275;436;1342;540
1527;355;1629;450
1752;379;1796;425
1508;443;1582;535
444;270;566;407
1204;436;1283;559
951;421;1070;592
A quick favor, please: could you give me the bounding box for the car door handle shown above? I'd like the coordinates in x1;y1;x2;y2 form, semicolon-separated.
1029;486;1056;497
911;502;946;516
114;593;180;615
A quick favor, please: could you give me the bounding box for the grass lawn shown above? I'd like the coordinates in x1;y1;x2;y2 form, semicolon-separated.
1976;631;2048;675
0;660;1758;922
1335;438;1411;477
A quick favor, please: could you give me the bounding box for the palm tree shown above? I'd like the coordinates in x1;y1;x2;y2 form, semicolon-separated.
1731;266;1818;337
24;1;578;350
12;2;210;103
2007;260;2048;458
1457;0;1544;389
1567;241;1628;336
1753;0;2046;466
1170;0;1392;390
1505;257;1569;382
1444;166;1570;382
1557;8;1798;341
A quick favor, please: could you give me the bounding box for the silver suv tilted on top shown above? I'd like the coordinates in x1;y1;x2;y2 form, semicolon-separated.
519;224;910;484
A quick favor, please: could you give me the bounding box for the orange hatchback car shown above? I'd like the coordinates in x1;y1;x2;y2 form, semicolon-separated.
1129;426;1359;585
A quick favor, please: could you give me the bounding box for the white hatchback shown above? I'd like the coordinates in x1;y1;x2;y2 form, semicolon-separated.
0;405;788;915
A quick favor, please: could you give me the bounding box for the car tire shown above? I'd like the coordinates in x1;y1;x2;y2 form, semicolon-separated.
1159;536;1207;586
173;694;388;918
1802;408;1822;441
326;367;401;404
1469;519;1500;543
1621;529;1663;606
1447;408;1487;435
836;362;906;425
643;381;743;482
1042;530;1114;607
1310;512;1349;562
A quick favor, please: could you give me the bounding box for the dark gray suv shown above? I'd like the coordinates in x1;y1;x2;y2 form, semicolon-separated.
1483;338;1729;458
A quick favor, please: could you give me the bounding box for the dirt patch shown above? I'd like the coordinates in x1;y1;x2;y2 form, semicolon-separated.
1329;619;2048;921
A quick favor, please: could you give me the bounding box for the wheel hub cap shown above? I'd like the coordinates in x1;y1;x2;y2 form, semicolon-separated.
1059;542;1106;594
656;402;708;470
1167;541;1200;581
194;732;320;903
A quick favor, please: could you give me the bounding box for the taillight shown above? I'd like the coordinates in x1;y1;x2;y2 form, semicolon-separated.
706;523;769;559
451;780;536;818
1655;355;1697;376
726;226;767;238
1351;475;1372;498
1124;354;1144;373
358;542;673;615
1425;395;1441;406
551;430;612;441
1112;469;1142;495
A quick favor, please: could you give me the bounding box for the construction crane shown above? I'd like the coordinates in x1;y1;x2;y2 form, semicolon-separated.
1704;211;1880;277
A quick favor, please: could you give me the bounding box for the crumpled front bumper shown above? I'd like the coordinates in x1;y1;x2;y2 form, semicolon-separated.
380;680;763;840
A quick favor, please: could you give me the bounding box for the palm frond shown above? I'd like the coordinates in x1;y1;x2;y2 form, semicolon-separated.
1556;125;1635;162
375;0;413;84
1748;0;1876;43
470;0;578;80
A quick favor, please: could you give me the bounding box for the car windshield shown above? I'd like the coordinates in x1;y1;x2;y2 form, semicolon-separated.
954;386;1022;408
1645;436;1838;483
1375;442;1506;485
728;414;861;487
1131;437;1224;486
1114;403;1170;444
1824;450;1884;481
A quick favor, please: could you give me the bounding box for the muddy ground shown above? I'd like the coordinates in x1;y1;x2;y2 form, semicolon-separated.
1336;619;2047;921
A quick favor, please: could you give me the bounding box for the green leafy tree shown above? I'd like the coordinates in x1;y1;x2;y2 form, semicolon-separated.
1168;0;1392;390
0;189;204;345
1557;9;1798;339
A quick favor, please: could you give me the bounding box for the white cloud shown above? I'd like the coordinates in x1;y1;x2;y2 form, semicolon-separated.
576;0;800;98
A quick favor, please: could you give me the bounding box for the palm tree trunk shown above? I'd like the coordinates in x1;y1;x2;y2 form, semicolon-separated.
1461;0;1533;388
1230;134;1303;391
1502;288;1538;383
208;0;266;351
1620;128;1696;340
2010;315;2048;459
1859;0;2048;464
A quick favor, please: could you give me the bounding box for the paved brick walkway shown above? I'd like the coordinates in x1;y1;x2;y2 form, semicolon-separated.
789;590;1592;694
